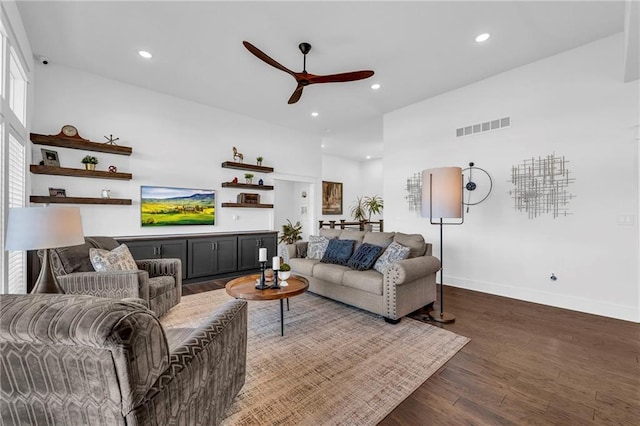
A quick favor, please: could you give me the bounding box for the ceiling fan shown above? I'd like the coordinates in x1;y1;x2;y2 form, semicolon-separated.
243;41;375;104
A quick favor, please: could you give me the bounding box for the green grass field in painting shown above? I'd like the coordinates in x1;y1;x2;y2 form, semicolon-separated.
141;199;215;226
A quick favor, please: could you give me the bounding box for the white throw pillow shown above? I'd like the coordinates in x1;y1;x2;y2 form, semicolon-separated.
373;242;411;274
90;244;138;272
307;235;330;260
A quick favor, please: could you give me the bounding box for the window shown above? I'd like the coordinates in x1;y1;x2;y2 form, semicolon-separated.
6;135;25;293
1;6;31;293
9;47;26;126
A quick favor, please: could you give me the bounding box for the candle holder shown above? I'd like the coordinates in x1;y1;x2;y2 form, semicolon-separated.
271;269;280;289
255;261;269;290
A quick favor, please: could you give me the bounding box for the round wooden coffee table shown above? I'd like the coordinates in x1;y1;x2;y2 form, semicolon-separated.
225;274;309;336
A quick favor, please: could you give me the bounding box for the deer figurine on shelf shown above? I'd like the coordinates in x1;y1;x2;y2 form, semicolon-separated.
233;147;244;163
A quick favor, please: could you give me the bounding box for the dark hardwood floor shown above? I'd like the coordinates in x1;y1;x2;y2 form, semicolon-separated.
183;280;640;425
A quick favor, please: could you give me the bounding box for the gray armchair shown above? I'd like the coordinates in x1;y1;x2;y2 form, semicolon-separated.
41;236;181;316
0;293;247;425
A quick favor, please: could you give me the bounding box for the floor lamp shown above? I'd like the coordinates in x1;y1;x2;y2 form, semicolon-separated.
5;206;84;293
422;167;463;324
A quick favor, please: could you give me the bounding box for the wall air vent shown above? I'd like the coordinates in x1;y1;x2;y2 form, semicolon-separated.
456;116;510;137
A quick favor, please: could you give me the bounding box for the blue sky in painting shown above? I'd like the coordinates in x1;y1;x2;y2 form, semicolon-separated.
141;186;214;199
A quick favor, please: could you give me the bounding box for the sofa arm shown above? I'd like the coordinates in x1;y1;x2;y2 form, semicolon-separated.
57;270;150;300
130;299;248;424
385;255;441;286
136;258;181;280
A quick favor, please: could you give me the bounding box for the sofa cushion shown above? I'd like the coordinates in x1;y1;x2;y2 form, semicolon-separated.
90;244;138;272
339;230;366;250
321;239;355;266
149;275;176;299
342;269;384;295
319;229;342;239
307;235;330;260
374;242;411;274
295;241;308;258
289;258;319;276
347;243;383;271
393;232;427;258
54;241;96;274
363;231;396;249
313;263;349;284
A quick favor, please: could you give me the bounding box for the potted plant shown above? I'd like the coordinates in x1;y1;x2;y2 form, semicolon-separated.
280;262;291;281
350;196;367;222
279;219;303;244
244;173;254;184
364;195;384;221
256;156;263;166
81;155;99;171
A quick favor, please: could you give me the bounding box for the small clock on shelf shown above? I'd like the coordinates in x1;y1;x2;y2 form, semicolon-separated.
56;125;87;141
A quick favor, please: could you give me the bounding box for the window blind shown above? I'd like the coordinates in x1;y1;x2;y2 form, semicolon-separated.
7;135;25;293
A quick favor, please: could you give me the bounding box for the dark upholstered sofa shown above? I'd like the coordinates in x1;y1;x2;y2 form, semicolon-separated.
0;293;247;425
42;236;181;317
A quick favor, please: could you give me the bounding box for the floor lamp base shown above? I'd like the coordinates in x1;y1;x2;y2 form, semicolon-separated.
428;310;456;323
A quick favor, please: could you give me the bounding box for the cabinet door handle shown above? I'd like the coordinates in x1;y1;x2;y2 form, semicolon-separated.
211;243;215;251
158;246;163;256
255;239;260;247
153;247;158;256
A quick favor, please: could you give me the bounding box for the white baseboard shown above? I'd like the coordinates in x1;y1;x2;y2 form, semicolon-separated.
445;275;640;323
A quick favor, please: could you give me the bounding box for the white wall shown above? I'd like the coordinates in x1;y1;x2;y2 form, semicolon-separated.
30;64;322;237
321;154;384;224
384;33;639;322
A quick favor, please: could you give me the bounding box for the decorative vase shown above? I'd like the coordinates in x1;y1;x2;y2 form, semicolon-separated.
279;271;291;281
85;164;96;171
257;160;262;166
245;178;252;184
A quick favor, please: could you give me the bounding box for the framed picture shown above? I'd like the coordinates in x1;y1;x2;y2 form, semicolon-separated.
48;187;66;197
41;149;60;167
322;181;343;215
141;186;215;226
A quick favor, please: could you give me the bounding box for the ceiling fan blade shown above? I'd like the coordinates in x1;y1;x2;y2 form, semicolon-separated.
309;70;375;84
243;41;295;77
287;84;304;104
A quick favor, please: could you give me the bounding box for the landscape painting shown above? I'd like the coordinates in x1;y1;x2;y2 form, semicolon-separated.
141;186;215;226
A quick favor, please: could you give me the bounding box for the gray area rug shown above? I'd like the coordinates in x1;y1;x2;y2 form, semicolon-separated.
161;289;469;425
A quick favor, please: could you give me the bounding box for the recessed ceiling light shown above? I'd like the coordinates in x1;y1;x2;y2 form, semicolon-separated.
366;155;371;159
371;83;381;90
138;50;153;59
475;33;490;43
311;112;319;117
321;144;325;148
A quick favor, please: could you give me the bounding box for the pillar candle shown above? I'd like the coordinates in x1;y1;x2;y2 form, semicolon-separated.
259;247;267;262
272;256;280;270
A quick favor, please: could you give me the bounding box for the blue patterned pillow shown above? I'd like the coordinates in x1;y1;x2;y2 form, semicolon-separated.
347;243;383;271
307;235;330;260
373;242;411;274
321;239;355;266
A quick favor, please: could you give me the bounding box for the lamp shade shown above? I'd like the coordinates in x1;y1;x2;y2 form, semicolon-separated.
5;207;84;251
421;167;463;219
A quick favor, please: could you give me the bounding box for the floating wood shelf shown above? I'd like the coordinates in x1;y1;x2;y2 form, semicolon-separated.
221;182;274;190
31;133;132;156
30;196;132;205
221;202;274;209
30;165;132;180
221;161;274;173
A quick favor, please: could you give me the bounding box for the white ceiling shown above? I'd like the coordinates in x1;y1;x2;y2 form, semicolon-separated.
16;1;627;161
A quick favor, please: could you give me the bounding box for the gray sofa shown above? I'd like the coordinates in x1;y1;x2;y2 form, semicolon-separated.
0;293;247;425
287;229;440;322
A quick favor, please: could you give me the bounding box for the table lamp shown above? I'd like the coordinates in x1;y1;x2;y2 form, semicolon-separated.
5;206;84;293
422;166;463;323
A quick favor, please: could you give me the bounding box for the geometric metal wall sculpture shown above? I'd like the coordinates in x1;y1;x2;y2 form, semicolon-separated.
508;153;575;219
405;172;422;213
